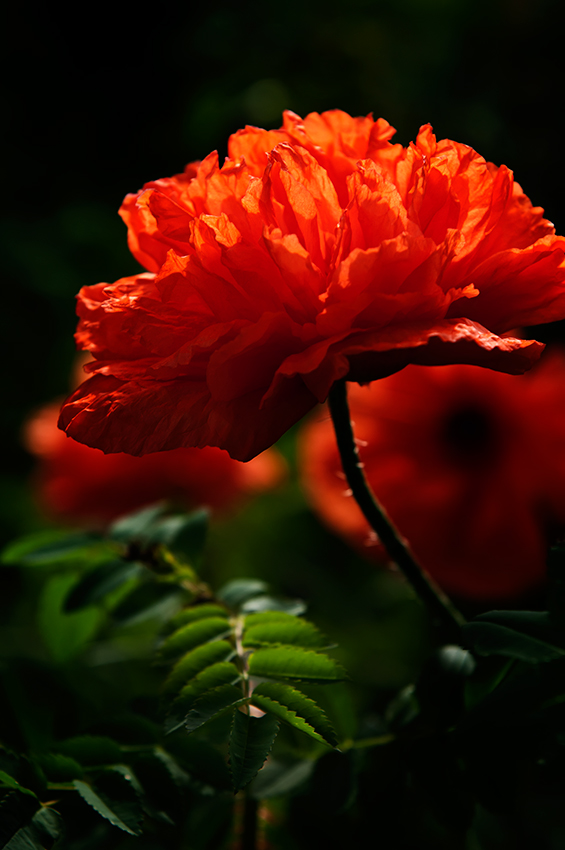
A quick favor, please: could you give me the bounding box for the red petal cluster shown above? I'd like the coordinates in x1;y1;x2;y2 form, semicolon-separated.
299;355;565;600
59;111;565;460
26;402;284;527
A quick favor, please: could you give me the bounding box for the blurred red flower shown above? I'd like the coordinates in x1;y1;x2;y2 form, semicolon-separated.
25;402;285;527
59;110;565;461
298;354;565;600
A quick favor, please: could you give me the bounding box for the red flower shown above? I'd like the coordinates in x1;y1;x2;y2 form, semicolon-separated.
298;354;565;600
25;402;285;527
59;110;565;461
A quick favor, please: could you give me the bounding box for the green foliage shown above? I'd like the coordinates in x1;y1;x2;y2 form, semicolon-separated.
63;560;144;612
228;711;280;793
463;610;565;663
184;685;249;734
243;617;331;649
250;682;338;747
73;775;143;836
3;806;62;850
163;640;235;696
248;646;347;682
159;618;232;659
1;530;106;568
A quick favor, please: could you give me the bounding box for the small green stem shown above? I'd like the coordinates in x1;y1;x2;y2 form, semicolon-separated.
327;379;465;644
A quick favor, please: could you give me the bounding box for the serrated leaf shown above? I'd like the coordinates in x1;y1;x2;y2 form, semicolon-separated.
54;736;123;766
4;807;62;850
175;662;240;708
217;579;269;610
112;583;186;627
0;790;38;846
160;617;232;659
248;647;347;683
168;604;229;632
243;619;330;650
109;503;167;544
166;663;241;732
163;640;234;696
229;710;280;793
463;615;565;663
250;682;338;747
64;561;144;612
0;771;36;799
241;596;306;616
74;776;143;836
185;685;248;733
149;510;209;563
243;611;301;628
1;530;105;567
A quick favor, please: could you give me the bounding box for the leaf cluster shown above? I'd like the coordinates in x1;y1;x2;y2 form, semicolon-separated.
160;577;345;793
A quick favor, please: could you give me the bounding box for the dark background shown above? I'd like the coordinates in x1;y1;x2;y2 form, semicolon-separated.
2;0;565;543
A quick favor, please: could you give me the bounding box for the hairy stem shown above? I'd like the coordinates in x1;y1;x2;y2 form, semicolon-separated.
327;379;465;643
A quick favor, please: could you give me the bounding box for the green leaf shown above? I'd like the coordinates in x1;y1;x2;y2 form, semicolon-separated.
175;662;240;709
159;617;232;659
243;619;330;650
73;773;143;836
217;579;269;610
4;807;63;850
163;640;235;696
166;662;241;732
229;710;280;793
241;596;306;616
248;647;347;683
243;611;303;628
54;736;123;766
33;753;83;782
38;573;102;663
112;583;186;627
463;612;565;663
149;510;209;563
250;682;338;747
0;771;36;799
185;685;248;733
168;604;229;632
109;503;167;544
64;560;144;612
1;530;104;567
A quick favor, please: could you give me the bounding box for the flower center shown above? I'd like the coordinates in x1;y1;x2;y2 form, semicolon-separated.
442;406;496;464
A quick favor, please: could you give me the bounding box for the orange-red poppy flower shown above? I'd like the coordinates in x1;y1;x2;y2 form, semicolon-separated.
298;354;565;600
59;111;565;461
25;402;285;527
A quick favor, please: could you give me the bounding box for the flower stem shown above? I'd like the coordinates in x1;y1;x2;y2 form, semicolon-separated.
327;379;465;643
